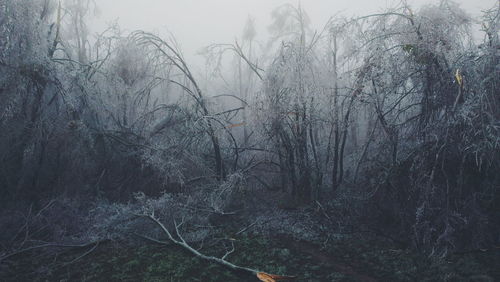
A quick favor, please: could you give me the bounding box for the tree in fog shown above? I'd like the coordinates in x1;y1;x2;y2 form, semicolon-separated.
0;1;498;272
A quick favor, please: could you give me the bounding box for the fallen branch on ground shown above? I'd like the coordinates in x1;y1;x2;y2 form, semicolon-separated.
136;212;296;281
0;240;108;263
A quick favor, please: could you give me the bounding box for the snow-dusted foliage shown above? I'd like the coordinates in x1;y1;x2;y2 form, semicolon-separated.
0;0;498;258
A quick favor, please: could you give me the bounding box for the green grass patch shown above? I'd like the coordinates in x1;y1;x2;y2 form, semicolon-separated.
1;235;498;281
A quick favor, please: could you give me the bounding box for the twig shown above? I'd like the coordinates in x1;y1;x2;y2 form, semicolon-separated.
315;200;332;220
64;241;101;265
137;213;297;279
139;213;258;275
222;241;235;260
235;220;259;236
0;241;106;263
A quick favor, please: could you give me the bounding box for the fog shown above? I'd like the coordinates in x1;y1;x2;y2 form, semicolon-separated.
92;0;496;67
2;0;499;280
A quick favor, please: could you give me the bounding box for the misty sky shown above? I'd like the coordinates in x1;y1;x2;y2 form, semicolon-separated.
91;0;497;67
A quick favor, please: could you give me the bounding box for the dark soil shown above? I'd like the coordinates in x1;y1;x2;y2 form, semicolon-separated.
1;234;498;281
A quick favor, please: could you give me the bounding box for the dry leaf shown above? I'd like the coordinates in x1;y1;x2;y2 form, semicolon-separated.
455;69;463;87
257;272;296;282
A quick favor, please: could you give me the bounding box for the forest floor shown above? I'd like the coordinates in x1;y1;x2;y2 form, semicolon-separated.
1;233;499;281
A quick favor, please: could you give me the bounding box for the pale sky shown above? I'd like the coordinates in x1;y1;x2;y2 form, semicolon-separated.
90;0;497;66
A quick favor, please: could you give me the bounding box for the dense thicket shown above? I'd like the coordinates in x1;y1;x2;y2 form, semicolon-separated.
0;0;498;261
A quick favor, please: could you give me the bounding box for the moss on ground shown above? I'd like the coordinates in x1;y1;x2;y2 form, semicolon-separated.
1;235;498;281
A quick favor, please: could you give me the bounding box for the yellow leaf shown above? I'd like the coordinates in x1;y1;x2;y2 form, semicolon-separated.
257;272;296;282
455;69;463;87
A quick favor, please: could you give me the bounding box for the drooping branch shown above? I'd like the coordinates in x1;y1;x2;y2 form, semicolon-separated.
132;31;226;180
204;41;264;81
234;40;264;81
